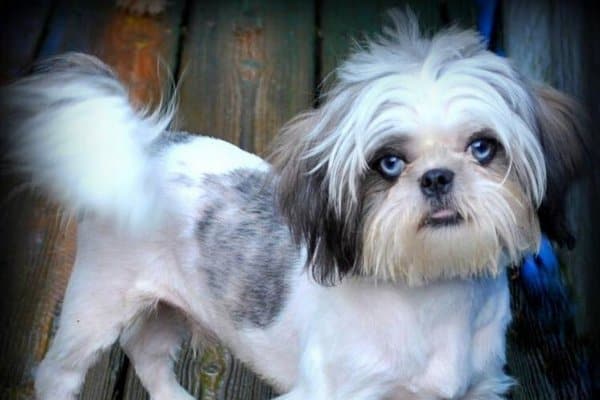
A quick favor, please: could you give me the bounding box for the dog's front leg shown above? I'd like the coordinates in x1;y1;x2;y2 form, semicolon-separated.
274;335;393;400
119;303;194;400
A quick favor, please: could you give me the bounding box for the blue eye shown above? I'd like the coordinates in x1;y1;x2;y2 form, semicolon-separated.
377;155;405;179
468;138;497;165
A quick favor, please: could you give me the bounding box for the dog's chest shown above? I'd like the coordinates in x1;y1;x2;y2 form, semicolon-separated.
310;275;510;398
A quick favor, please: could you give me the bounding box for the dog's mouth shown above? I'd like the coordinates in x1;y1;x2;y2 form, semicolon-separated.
420;208;463;228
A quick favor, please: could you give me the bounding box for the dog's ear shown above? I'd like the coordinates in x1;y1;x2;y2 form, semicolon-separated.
532;84;589;249
269;111;361;284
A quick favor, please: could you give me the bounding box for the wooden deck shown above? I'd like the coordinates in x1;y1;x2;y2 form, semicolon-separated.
0;1;598;399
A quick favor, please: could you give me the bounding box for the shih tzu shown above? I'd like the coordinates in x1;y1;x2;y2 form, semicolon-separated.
2;11;587;400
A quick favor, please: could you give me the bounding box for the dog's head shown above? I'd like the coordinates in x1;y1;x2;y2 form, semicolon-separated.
270;12;587;285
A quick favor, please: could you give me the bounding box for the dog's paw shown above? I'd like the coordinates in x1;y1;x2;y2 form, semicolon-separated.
116;0;166;15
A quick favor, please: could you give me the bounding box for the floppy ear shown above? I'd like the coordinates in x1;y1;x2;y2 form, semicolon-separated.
269;111;362;284
532;84;589;249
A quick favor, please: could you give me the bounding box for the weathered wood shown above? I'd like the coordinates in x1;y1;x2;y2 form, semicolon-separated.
0;3;72;399
39;0;184;108
0;196;77;400
319;0;445;83
95;1;185;109
503;1;594;398
319;0;480;85
320;1;388;84
177;0;315;156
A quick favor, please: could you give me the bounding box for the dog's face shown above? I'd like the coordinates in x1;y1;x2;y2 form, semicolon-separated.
359;121;540;285
271;13;587;285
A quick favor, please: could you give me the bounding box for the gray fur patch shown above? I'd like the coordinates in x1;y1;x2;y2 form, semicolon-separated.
195;170;298;328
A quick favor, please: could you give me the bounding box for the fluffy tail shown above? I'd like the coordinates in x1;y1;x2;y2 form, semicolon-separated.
2;53;173;233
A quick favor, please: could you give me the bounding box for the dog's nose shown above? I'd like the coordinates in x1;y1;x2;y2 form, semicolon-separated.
420;168;454;197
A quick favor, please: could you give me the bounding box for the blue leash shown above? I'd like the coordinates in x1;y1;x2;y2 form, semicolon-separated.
521;235;564;295
475;0;497;48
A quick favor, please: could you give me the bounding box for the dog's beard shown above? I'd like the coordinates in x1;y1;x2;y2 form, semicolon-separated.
361;171;540;285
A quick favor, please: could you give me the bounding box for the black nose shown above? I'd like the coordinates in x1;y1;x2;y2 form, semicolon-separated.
420;168;454;197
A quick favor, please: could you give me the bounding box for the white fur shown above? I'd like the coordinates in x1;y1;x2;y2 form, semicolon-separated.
4;63;172;233
158;135;270;229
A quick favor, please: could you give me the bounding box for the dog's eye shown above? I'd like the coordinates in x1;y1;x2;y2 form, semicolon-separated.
377;155;405;179
468;138;497;165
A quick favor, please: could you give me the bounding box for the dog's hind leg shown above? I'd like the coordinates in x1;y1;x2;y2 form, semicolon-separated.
120;302;195;400
34;267;145;400
35;223;154;400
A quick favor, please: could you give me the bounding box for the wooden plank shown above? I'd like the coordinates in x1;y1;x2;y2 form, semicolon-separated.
0;196;77;400
157;1;314;398
0;3;69;399
0;2;54;398
318;0;478;85
319;0;444;83
503;1;594;398
177;0;315;156
95;1;185;110
122;343;278;400
319;1;386;84
38;0;184;108
0;1;185;399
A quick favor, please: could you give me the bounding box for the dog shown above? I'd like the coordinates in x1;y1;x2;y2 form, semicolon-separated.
1;11;587;400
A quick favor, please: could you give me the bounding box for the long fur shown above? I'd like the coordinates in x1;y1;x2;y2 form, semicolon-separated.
2;10;587;400
2;53;174;233
531;84;589;248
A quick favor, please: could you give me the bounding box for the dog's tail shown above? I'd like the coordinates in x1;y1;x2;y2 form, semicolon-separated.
2;53;173;233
